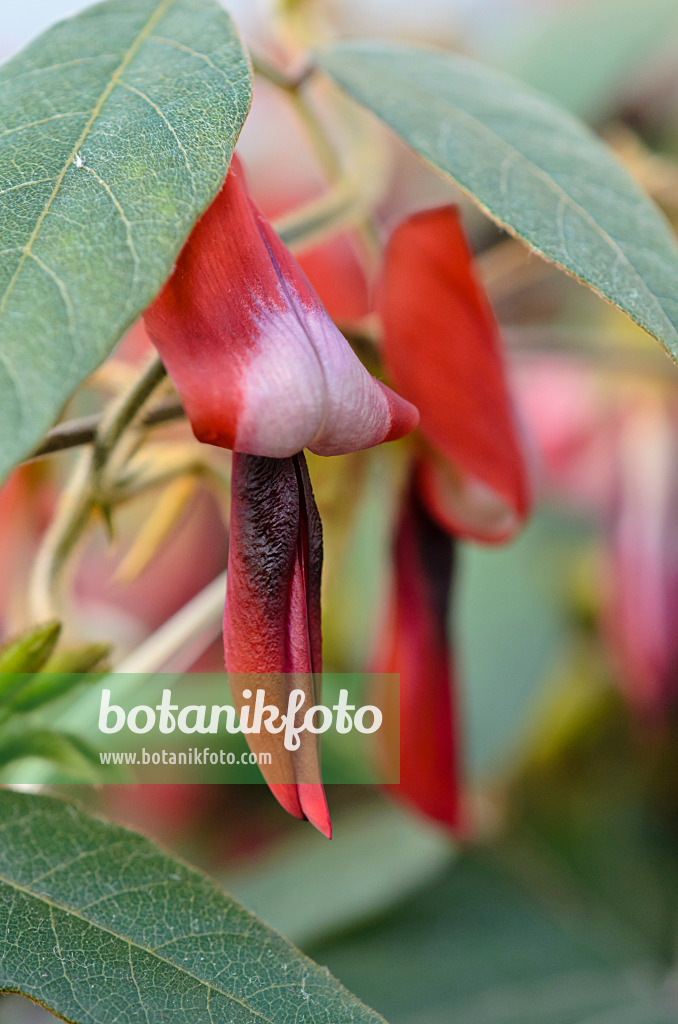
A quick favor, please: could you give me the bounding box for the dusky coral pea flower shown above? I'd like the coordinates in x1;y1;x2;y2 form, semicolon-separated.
142;154;420;837
143;156;418;460
223;451;331;838
379;206;531;543
372;206;532;831
373;468;462;831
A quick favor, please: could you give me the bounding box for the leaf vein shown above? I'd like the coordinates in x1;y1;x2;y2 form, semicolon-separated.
28;839;131;888
0;112;87;141
149;35;233;82
28;252;76;339
0;0;175;326
117;80;197;195
0;179;53;198
80;163;140;303
0;870;292;1024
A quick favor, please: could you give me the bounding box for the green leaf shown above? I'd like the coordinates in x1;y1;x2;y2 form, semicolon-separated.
511;692;678;968
0;0;252;482
317;43;678;362
460;512;578;777
0;790;388;1024
0;622;61;678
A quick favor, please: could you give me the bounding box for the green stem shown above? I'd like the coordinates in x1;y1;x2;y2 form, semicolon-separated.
274;176;361;251
289;88;382;261
29;356;169;622
254;50;382;259
28;396;185;460
112;456;210;503
29;454;95;622
114;569;227;674
251;53;315;93
92;355;167;477
288;89;343;180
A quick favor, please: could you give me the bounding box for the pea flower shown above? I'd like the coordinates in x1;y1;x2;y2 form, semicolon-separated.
605;398;678;717
373;206;532;829
143;156;418;835
515;357;678;718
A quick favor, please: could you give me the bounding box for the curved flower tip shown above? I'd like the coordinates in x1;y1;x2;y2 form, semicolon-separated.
143;156;417;459
379;206;531;543
373;470;463;832
224;451;331;838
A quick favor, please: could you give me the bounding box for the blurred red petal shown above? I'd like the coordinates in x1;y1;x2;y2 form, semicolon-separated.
374;470;462;831
297;233;371;323
380;206;531;542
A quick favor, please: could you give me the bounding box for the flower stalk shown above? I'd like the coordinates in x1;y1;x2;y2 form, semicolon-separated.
29;355;171;622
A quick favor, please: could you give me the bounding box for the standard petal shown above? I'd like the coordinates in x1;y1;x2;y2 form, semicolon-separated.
379;206;531;542
144;157;417;459
224;452;331;837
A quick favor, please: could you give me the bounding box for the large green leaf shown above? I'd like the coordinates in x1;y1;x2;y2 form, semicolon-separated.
0;0;252;481
0;789;387;1024
317;43;678;362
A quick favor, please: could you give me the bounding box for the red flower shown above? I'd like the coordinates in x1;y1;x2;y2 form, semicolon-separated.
379;206;531;543
144;157;417;459
374;469;462;830
223;451;331;838
141;155;423;836
373;206;532;830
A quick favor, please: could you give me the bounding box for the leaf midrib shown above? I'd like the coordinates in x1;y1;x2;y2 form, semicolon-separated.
328;48;678;347
0;0;176;329
0;866;281;1024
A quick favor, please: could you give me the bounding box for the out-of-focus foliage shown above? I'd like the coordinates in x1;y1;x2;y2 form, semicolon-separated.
310;698;678;1023
487;0;678;121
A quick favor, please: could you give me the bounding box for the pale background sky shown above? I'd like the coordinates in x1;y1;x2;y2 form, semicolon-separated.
2;0;508;60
